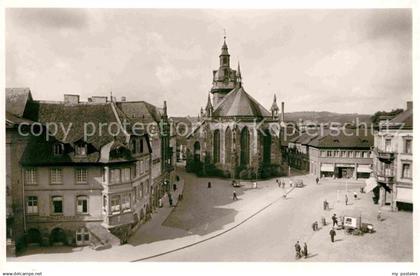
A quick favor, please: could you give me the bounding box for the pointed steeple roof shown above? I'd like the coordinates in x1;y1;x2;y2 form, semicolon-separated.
220;36;229;56
271;94;279;112
237;62;242;87
205;94;213;110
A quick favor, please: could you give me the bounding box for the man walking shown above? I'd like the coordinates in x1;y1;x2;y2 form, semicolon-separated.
294;241;301;259
276;179;280;188
233;191;238;201
302;243;308;258
332;213;338;228
208;181;211;188
345;194;348;206
329;228;336;242
316;177;319;185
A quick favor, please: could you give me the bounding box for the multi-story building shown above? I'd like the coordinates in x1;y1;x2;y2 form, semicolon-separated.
6;89;155;254
307;129;374;179
116;99;175;210
372;101;413;211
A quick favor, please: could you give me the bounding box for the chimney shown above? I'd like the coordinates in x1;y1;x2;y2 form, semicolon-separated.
91;96;107;103
407;101;413;110
281;101;285;122
121;96;126;102
64;94;80;104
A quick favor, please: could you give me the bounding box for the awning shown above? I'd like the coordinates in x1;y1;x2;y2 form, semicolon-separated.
320;163;334;172
396;187;412;204
335;163;355;168
357;165;372;173
364;177;378;193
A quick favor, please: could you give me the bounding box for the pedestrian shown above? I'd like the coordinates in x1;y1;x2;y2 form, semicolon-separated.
316;177;319;185
353;192;358;200
208;181;211;188
159;198;163;208
312;221;318;231
302;242;308;258
323;199;327;210
289;179;293;188
233;191;238;201
332;213;338;228
294;241;301;259
173;183;177;191
168;194;173;207
329;228;336;242
345;194;348;205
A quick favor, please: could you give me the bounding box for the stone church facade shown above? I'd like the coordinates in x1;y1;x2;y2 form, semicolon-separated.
186;38;284;179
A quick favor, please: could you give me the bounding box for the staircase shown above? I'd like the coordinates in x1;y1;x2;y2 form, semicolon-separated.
86;223;120;250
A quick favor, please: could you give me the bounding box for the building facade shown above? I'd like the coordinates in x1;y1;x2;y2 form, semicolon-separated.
5;89;158;254
186;38;284;179
307;129;373;179
372;101;413;211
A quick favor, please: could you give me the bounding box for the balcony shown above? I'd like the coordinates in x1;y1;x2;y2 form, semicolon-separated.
373;148;395;162
375;170;394;185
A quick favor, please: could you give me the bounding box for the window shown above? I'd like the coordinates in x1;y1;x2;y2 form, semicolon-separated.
121;168;131;182
51;196;63;214
145;158;149;172
75;144;87;156
27;196;38;214
321;151;327;157
54;143;64;155
75;168;88;184
111;195;121;214
326;151;332;157
362;151;368;158
103;195;107;213
25;168;37;185
50;168;63;184
139;183;144;198
76;196;88;214
355;151;361;158
348;151;354;158
122;194;131;211
131;139;137;154
385;139;392;152
341;151;347;158
334;151;339;157
140;139;144;153
402;163;411;179
404;139;412;154
133;187;138;201
140;160;144;175
110;169;120;183
76;228;90;245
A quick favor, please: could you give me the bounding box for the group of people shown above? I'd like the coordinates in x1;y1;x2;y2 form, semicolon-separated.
294;241;309;259
276;179;286;189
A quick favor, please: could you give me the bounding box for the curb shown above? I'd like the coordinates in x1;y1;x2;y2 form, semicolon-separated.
131;191;288;262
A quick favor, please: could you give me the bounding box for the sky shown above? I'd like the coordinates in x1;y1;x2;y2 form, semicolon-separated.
5;9;412;116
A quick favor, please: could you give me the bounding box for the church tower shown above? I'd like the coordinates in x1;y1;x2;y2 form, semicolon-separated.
210;36;237;106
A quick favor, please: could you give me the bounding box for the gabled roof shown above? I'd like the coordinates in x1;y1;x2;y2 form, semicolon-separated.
308;128;373;149
25;101;132;149
116;101;162;124
212;86;271;118
388;108;413;129
5;88;33;117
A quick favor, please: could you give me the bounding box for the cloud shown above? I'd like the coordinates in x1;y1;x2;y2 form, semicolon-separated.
6;8;89;30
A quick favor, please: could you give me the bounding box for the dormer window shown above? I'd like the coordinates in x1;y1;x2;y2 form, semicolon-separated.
131;138;138;154
75;143;87;156
54;143;64;155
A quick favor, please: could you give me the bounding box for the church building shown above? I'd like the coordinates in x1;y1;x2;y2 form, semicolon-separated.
186;37;284;179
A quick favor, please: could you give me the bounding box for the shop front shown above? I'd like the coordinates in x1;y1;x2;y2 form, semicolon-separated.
335;163;355;179
320;163;334;178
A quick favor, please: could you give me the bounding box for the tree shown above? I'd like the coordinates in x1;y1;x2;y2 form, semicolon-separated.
371;108;404;125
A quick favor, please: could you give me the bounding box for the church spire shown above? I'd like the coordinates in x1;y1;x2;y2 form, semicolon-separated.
205;93;213;117
270;94;279;118
219;33;230;67
237;62;242;88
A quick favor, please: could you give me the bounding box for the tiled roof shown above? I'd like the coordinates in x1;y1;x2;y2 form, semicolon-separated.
24;101;132;150
5;88;32;117
116;101;162;124
308;128;373;149
388;108;413;129
212;86;271;118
